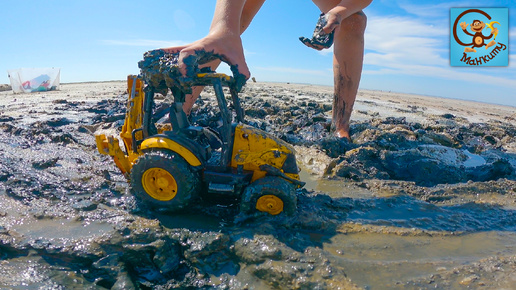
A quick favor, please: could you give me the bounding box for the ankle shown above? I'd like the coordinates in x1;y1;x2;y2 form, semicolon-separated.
334;129;351;141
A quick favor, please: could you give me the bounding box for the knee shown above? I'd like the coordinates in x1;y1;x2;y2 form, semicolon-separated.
338;11;367;37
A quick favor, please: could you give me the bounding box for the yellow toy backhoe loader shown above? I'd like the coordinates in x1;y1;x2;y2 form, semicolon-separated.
96;51;304;216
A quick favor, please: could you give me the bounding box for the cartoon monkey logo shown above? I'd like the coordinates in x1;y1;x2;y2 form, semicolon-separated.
453;9;499;53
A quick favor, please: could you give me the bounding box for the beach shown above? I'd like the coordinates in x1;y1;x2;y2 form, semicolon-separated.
0;81;515;289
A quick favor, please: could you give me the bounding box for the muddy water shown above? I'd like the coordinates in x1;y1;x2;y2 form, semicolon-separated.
326;231;516;289
300;166;516;288
300;165;387;198
1;197;113;241
0;81;515;289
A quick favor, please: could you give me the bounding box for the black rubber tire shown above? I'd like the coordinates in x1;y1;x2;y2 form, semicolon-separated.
130;150;200;211
240;176;297;216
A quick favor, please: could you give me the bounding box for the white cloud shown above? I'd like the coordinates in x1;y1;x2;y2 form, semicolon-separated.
397;1;478;19
363;12;516;91
103;39;258;58
368;15;447;37
254;66;330;76
510;54;516;67
102;39;189;48
365;15;448;66
364;61;516;89
510;27;516;38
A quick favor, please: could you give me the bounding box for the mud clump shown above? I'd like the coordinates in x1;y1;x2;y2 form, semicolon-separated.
0;81;515;289
0;84;11;92
138;49;247;96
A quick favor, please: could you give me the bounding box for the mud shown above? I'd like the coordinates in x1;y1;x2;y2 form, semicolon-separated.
299;13;335;50
138;50;247;96
0;84;11;92
0;81;515;289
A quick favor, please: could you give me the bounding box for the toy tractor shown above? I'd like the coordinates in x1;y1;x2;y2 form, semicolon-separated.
96;51;304;216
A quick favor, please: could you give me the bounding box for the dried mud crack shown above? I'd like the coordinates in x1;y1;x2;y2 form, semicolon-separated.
0;82;515;289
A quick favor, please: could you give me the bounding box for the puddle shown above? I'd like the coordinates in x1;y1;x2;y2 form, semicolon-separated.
0;255;96;289
156;210;231;231
347;195;516;232
11;218;112;241
299;165;386;199
0;194;112;242
323;231;516;289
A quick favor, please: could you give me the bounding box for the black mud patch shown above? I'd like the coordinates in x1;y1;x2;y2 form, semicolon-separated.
235;85;516;187
0;82;515;288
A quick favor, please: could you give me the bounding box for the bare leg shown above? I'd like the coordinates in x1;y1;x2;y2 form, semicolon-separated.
331;12;367;139
182;0;266;114
311;1;367;140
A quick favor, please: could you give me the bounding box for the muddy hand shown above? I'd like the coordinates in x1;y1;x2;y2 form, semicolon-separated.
299;13;335;50
175;34;250;79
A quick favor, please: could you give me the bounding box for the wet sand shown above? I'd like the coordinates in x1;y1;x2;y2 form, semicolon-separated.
0;81;515;289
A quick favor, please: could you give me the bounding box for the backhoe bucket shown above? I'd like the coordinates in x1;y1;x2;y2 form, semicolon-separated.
96;134;132;178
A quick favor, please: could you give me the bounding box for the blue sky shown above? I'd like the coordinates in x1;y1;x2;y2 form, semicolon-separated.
1;0;515;106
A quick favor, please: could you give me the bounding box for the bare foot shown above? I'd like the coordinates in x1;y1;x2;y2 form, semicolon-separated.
464;47;476;53
485;40;496;49
334;129;351;142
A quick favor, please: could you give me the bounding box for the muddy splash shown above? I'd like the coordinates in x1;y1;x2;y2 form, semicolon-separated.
0;81;515;289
